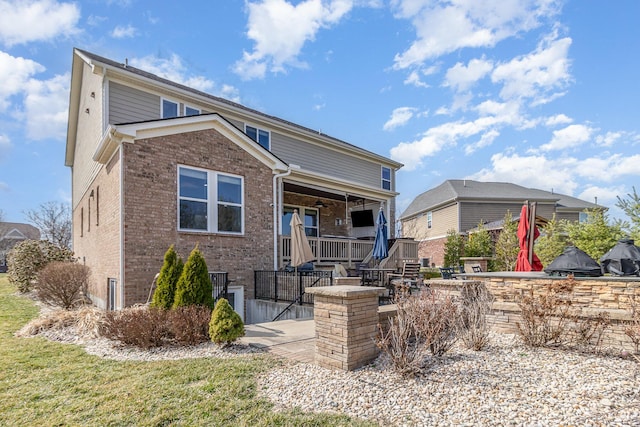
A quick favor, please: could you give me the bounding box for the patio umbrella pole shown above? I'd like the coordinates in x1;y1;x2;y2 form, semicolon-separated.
528;202;536;267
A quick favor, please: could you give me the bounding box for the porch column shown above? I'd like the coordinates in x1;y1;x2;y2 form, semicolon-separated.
306;285;385;371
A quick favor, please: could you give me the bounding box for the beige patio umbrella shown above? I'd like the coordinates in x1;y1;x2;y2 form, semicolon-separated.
290;209;315;268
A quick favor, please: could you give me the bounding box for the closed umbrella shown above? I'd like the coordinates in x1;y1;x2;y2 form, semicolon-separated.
372;207;389;263
290;209;314;268
515;203;543;271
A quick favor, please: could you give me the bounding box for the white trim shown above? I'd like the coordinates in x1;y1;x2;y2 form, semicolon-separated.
119;147;124;309
227;285;244;322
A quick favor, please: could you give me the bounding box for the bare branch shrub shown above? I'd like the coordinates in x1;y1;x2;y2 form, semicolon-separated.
457;283;494;351
36;262;90;309
569;311;610;351
625;295;640;353
168;305;211;345
101;306;170;349
377;290;459;376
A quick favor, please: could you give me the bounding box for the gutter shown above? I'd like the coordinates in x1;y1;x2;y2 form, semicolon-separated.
272;164;300;270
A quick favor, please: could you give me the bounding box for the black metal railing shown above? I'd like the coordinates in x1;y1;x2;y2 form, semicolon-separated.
254;270;333;305
209;271;228;302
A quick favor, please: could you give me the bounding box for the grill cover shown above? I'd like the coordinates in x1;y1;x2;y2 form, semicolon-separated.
544;246;602;277
600;238;640;276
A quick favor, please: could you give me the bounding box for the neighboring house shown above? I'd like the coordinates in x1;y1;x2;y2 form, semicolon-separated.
65;48;404;317
399;180;602;267
0;222;41;272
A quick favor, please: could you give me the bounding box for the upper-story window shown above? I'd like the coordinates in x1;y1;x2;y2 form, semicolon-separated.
162;98;179;118
427;211;432;229
178;165;244;234
245;125;270;150
381;166;391;190
579;211;589;223
185;105;200;116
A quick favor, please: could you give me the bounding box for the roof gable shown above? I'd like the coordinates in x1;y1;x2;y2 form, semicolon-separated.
0;222;40;240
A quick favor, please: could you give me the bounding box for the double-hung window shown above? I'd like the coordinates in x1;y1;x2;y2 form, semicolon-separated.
427;211;432;229
162;98;179;118
178;166;244;234
381;166;391;190
245;125;270;150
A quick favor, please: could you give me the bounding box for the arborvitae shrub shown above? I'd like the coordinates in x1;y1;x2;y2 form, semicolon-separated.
8;239;75;293
209;298;245;346
151;245;183;309
36;261;90;309
173;245;214;309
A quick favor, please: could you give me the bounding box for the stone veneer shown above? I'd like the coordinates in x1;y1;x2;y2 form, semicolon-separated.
307;285;385;371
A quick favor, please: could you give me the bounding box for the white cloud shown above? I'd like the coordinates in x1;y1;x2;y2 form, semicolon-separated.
383;107;417;131
540;123;593;151
23;73;70;140
491;32;572;103
111;24;138;39
0;133;11;161
233;0;353;79
130;54;242;101
545;113;572;127
444;57;493;92
468;152;579;195
595;131;622;148
0;0;80;46
404;70;429;88
87;15;107;26
464;129;499;154
392;0;561;69
578;184;624;208
0;51;45;111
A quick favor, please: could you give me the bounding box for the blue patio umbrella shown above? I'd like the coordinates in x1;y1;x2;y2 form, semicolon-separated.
372;207;388;262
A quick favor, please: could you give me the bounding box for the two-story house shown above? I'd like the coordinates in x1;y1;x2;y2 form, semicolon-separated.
399;179;601;267
0;222;40;272
65;48;403;318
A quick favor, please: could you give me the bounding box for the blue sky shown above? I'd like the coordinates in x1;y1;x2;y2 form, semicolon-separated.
1;0;639;224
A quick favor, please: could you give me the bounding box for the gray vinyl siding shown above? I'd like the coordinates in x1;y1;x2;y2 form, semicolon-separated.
555;212;580;223
459;202;555;232
109;82;159;124
271;132;388;188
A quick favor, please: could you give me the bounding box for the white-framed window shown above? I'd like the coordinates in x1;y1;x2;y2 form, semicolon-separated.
381;166;391;190
245;125;270;150
427;211;432;229
282;206;319;237
579;211;589;223
185;105;200;116
162;98;179;118
178;165;244;234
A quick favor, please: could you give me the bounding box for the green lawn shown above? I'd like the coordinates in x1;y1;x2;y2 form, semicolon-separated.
0;274;373;426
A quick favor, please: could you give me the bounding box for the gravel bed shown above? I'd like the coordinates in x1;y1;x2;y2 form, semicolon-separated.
258;333;640;426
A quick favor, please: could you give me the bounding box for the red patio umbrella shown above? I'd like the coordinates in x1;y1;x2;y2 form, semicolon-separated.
515;202;543;271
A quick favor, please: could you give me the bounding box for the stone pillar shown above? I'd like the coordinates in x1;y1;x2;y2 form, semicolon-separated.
306;285;385;371
333;277;362;286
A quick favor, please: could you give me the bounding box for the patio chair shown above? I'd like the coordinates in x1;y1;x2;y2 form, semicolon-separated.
472;265;482;273
439;267;455;279
388;261;422;290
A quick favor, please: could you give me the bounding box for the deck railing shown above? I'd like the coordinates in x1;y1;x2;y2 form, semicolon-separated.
254;270;333;305
279;235;374;267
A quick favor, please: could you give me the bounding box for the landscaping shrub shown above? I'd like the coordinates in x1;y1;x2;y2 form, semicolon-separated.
101;307;170;349
516;276;611;351
173;245;214;309
209;298;245;346
377;290;459;376
457;283;494;351
7;239;74;293
168;305;212;345
36;261;89;309
151;245;183;309
625;295;640;354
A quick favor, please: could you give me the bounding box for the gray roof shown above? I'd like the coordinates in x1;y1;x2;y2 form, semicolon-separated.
74;48;402;169
0;222;40;240
400;179;602;219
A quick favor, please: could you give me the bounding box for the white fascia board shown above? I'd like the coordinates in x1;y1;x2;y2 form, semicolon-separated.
286;168;398;201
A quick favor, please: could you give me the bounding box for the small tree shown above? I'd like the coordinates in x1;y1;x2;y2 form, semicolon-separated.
25;201;72;249
7;240;75;293
443;229;464;267
564;209;624;261
209;298;244;346
151;245;183;309
535;214;567;266
616;187;640;242
465;221;493;258
494;210;519;271
173;245;214;309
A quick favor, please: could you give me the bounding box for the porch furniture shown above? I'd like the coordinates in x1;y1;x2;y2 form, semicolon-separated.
361;267;396;287
472;265;482;273
439;267;455;279
388;262;422;289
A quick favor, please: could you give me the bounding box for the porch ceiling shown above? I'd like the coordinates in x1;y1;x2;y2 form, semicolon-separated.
283;182;365;203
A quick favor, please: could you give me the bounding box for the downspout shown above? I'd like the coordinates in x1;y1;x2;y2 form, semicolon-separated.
272;164;300;270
